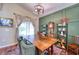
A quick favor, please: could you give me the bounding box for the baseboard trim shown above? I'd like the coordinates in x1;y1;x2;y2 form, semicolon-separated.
0;42;18;49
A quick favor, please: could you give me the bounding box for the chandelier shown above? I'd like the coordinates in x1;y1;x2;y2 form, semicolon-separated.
34;4;44;15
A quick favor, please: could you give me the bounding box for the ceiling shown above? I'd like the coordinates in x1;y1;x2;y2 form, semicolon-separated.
19;3;76;17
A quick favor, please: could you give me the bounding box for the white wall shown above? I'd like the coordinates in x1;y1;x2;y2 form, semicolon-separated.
0;3;39;48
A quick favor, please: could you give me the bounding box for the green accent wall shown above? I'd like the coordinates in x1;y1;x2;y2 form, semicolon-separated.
39;3;79;44
68;21;79;44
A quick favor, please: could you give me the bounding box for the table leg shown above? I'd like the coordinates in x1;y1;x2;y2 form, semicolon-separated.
51;45;53;55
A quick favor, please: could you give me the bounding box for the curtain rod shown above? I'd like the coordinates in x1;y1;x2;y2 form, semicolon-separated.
13;13;32;20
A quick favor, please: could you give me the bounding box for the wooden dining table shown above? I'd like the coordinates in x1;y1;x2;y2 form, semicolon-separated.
33;36;57;55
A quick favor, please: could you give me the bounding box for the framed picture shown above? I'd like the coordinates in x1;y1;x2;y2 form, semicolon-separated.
0;17;13;27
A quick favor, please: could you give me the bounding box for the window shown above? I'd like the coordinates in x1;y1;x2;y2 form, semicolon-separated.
19;21;34;43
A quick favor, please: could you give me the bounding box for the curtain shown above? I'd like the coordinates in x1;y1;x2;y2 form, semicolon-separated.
14;13;34;43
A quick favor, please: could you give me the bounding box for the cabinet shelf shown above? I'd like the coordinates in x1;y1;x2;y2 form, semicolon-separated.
57;23;68;48
40;24;48;35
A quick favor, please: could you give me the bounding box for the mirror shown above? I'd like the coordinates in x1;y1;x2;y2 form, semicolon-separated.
48;22;55;35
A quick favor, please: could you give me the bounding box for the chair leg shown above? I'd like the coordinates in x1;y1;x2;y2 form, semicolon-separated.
35;47;40;55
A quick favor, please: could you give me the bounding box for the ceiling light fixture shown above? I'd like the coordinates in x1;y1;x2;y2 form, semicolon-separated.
34;4;44;15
